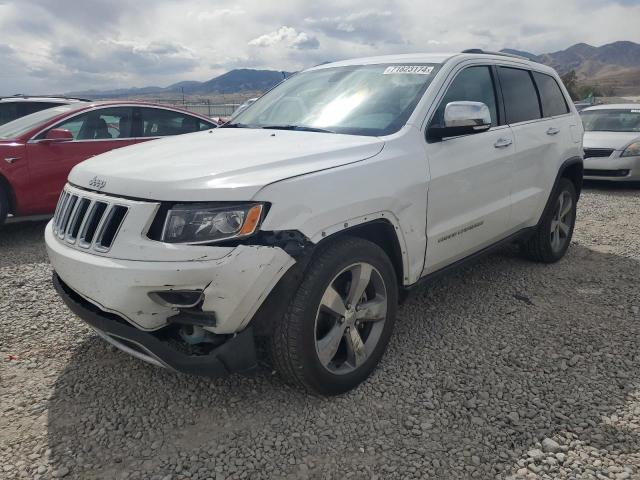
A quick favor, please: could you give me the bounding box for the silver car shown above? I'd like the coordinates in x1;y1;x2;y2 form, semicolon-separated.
581;104;640;181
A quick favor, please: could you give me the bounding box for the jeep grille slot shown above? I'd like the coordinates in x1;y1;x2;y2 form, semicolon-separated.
52;189;129;252
57;195;78;238
66;198;91;241
79;202;108;247
95;205;128;250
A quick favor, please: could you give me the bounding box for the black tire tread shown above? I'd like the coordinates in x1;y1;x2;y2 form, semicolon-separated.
269;236;395;394
0;185;9;227
522;178;576;263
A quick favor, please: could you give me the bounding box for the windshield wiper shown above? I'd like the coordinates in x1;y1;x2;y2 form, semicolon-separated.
221;122;250;128
261;125;336;134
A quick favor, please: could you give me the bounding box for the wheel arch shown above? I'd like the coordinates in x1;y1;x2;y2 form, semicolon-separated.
537;156;583;227
250;219;407;337
323;220;405;287
559;157;583;200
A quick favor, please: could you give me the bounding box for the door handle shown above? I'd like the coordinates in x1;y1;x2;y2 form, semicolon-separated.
494;138;513;148
4;157;21;164
546;127;560;136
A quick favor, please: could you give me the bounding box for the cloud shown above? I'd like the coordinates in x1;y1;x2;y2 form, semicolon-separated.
0;0;640;93
54;40;198;76
249;26;319;50
191;7;246;22
304;10;405;45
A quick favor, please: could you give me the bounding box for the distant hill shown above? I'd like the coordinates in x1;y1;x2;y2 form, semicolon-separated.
501;41;640;95
69;41;640;99
69;69;291;98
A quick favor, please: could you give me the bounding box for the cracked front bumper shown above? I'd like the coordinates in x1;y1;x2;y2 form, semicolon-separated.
53;274;258;376
45;221;296;334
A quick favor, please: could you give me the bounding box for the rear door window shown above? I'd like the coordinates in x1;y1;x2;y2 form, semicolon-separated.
139;108;213;137
532;72;569;117
498;67;541;124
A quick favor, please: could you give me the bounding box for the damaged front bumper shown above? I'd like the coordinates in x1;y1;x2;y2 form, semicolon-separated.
53;274;257;376
45;221;296;334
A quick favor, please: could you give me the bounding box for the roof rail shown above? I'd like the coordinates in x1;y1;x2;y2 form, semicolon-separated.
0;94;93;102
461;49;530;61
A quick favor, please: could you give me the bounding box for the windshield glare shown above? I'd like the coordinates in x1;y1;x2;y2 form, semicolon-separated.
0;105;78;139
581;109;640;132
231;64;440;136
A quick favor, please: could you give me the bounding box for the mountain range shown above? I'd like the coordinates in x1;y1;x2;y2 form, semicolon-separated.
502;41;640;95
70;40;640;99
69;69;291;98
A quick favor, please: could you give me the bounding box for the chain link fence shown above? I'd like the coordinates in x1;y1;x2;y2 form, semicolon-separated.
157;100;241;117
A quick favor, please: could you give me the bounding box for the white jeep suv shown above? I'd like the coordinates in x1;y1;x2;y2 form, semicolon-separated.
46;51;584;395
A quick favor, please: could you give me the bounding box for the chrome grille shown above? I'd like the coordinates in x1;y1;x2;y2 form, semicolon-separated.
52;190;128;251
583;148;614;159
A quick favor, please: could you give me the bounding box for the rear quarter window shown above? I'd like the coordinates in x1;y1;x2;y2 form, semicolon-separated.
18;102;62;117
498;67;542;124
0;103;19;125
532;72;569;117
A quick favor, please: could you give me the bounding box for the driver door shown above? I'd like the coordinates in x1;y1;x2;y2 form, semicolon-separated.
423;65;516;274
26;107;136;213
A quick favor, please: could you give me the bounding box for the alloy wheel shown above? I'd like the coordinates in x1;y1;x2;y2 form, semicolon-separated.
550;190;574;253
314;262;388;375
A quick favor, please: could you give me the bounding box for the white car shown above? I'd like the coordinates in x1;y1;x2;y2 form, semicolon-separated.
46;50;584;395
581;104;640;181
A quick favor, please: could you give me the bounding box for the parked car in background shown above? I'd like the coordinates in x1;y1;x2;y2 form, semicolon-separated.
573;102;593;112
0;95;89;125
581;104;640;181
231;98;258;118
46;51;583;395
0;101;217;225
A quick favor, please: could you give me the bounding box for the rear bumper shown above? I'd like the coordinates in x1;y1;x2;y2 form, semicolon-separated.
583;154;640;181
53;273;257;376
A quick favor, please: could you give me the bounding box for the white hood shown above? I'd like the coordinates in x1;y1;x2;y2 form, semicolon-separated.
69;128;385;201
583;131;640;150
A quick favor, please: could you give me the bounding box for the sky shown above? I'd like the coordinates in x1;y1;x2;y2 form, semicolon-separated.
1;0;640;94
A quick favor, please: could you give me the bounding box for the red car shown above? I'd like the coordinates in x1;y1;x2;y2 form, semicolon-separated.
0;101;217;225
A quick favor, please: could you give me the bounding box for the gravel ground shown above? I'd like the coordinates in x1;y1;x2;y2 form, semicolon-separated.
1;183;640;480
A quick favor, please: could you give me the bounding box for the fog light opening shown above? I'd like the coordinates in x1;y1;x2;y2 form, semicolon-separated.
149;290;204;308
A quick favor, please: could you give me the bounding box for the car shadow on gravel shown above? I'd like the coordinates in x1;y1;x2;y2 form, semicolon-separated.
45;243;640;479
583;179;640;191
0;219;49;267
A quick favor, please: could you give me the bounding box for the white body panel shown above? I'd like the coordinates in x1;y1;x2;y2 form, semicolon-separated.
422;125;515;273
69;128;384;202
46;52;583;345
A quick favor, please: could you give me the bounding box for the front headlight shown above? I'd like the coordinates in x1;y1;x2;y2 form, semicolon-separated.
160;203;264;244
621;142;640;157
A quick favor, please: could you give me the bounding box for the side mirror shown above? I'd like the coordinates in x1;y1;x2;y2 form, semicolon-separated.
428;101;492;140
42;128;74;143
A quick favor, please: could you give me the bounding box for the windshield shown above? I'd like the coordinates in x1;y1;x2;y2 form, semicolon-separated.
229;63;440;136
581;109;640;132
0;105;78;139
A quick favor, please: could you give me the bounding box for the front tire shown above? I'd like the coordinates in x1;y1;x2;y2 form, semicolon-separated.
270;236;398;395
522;178;577;263
0;186;9;227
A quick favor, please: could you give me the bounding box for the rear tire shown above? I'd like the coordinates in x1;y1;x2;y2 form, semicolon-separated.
270;236;398;395
0;186;9;227
522;178;577;263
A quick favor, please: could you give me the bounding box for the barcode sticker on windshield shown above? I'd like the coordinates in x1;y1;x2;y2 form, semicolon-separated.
384;65;434;75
